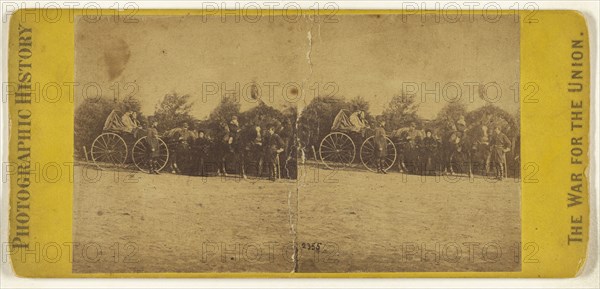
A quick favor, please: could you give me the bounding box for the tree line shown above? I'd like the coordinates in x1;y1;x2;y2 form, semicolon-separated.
297;93;519;153
74;93;296;159
74;91;518;162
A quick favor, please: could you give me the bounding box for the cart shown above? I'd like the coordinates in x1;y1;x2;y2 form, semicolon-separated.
90;110;170;172
319;109;397;172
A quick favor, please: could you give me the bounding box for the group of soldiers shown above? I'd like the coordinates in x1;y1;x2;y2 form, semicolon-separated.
145;116;287;180
119;107;515;180
370;114;515;180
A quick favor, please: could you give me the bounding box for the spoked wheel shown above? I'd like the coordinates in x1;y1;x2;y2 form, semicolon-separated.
319;132;356;170
91;132;128;170
360;136;397;172
132;136;170;173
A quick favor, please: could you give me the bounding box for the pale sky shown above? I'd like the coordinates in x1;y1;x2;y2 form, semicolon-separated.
75;14;519;120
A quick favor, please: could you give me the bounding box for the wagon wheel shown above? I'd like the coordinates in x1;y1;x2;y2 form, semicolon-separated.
360;136;397;172
91;132;128;170
132;136;170;173
319;132;356;169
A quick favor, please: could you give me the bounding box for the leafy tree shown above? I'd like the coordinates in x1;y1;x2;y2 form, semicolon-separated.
432;102;468;130
381;93;421;131
436;102;467;123
466;104;518;138
153;93;196;131
201;96;242;138
239;101;285;130
276;104;298;147
208;96;241;124
349;95;369;113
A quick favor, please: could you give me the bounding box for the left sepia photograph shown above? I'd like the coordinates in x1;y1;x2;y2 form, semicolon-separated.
72;15;300;273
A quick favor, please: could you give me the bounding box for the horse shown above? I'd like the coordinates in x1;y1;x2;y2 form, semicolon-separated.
214;122;268;179
238;125;265;178
163;127;194;174
437;121;491;177
214;121;236;176
418;132;442;176
436;120;457;175
464;124;491;177
390;127;425;174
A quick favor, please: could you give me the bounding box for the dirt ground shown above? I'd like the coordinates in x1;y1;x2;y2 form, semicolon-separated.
296;162;521;272
73;162;520;273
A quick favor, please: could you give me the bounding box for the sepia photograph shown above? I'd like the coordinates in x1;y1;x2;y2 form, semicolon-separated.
72;13;520;273
294;14;521;272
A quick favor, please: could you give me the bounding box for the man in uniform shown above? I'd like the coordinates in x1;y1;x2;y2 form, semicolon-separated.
374;118;388;174
146;119;161;174
216;121;231;176
489;126;511;180
193;129;210;177
263;126;284;180
420;129;438;175
171;122;194;174
250;125;264;177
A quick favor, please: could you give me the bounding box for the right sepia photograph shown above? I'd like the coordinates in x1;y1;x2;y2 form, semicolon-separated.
295;13;521;272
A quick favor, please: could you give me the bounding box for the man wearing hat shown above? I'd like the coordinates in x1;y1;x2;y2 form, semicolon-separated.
373;117;388;174
192;129;210;177
146;119;161;174
263;125;284;180
172;122;193;174
421;129;438;175
489;125;511;180
250;125;264;177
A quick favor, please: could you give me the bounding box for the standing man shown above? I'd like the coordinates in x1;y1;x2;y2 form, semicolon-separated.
216;121;231;176
421;129;438;175
512;132;521;178
228;116;243;176
172;122;193;174
146;119;160;174
263;126;284;181
193;129;210;177
251;125;264;177
489;126;511;180
374;118;388;174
